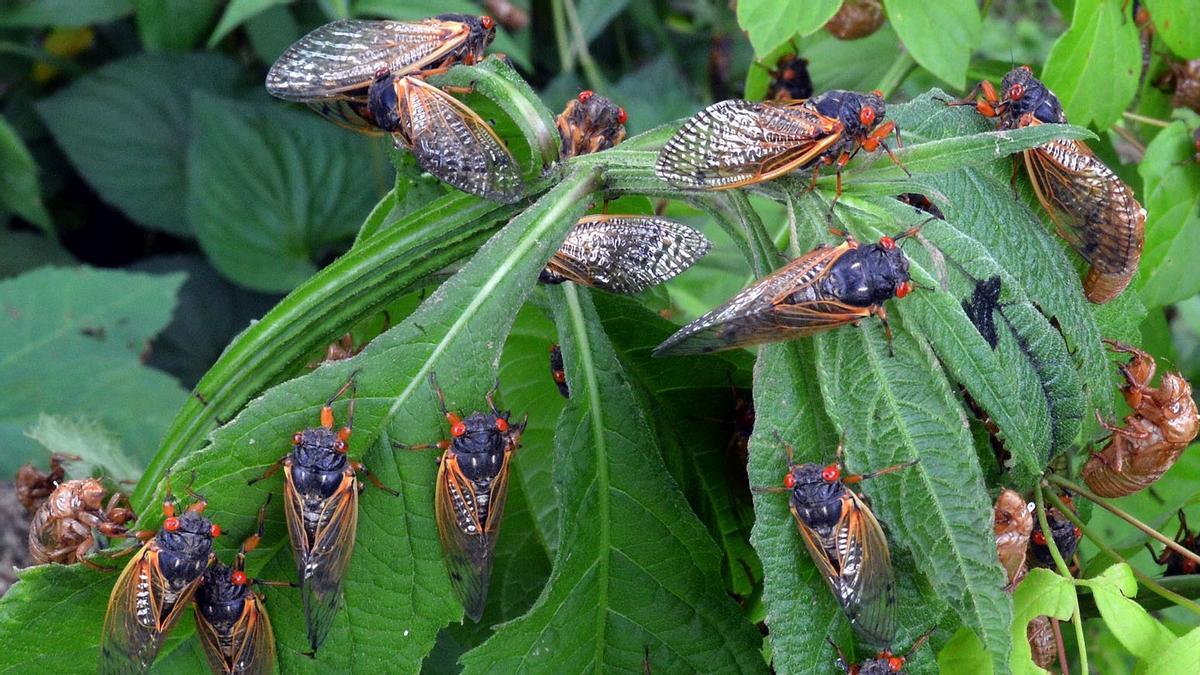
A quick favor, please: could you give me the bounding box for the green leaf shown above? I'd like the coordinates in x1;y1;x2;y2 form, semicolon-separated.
0;0;131;27
461;283;764;673
1076;564;1175;662
1144;0;1200;59
882;0;981;88
737;0;842;57
1135;120;1200;308
0;267;187;475
208;0;289;46
134;0;222;51
1042;0;1141;129
0;115;52;234
35;53;245;237
25;414;142;481
1144;624;1200;675
188;92;392;292
0;228;73;278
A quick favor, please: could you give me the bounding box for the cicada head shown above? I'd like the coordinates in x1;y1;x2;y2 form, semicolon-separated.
292;427;350;472
436;13;496;63
785;462;847;527
157;510;217;587
556;90;627;159
450;412;512;483
849;236;912;305
999;66;1065;125
809;89;887;143
196;562;252;629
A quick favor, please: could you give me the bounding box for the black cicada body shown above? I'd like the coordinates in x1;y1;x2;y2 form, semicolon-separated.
1149;511;1200;577
539;215;711;294
765;54;814;102
1028;506;1080;569
100;483;218;674
555;90;627;160
894;193;944;220
653;228;915;356
549;344;569;399
831;628;933;675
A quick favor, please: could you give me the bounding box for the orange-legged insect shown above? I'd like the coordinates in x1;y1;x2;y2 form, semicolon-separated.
830;627;934;674
393;373;526;621
763;54;813;102
555;90;627;160
100;476;219;674
1147;510;1200;577
248;372;398;654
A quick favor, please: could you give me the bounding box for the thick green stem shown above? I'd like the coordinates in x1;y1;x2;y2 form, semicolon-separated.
551;0;575;73
1034;482;1088;675
876;51;916;99
562;0;607;91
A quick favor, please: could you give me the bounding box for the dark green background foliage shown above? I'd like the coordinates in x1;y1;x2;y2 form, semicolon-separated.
0;1;1198;673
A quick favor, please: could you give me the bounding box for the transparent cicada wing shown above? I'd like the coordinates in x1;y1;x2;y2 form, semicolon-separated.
655;99;840;190
266;19;471;101
305;98;387;135
544;215;712;294
395;77;525;203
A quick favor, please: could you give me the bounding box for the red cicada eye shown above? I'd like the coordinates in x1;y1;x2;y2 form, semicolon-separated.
821;465;840;483
451;421;467;437
859;106;876;126
333;439;347;453
1008;83;1025;101
896;281;912;298
880;235;896;249
210;523;221;538
163;516;180;532
783;472;796;488
578;90;594;103
1073;526;1081;538
231;570;248;586
292;432;303;445
888;656;905;672
495;418;509;432
1033;531;1046;545
480;16;494;30
617;107;627;124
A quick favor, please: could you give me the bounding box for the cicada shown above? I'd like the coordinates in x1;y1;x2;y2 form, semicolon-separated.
1147;510;1200;577
993;489;1033;591
830;627;933;675
1028;506;1080;570
249;372;398;654
652;226;917;357
759;436;915;648
824;0;885;41
1026;615;1057;669
894;193;944;220
1159;58;1200;114
194;501;279;675
548;343;569;398
29;477;134;566
950;66;1145;303
100;477;219;674
763;54;813;102
393;373;526;621
539;215;712;294
556;90;627;160
1082;340;1198;497
655;89;904;198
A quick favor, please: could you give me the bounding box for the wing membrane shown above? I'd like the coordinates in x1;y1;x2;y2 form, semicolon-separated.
305;98;386;136
266;19;470;101
397;77;524;203
435;450;512;621
545;215;712;293
655;99;840;189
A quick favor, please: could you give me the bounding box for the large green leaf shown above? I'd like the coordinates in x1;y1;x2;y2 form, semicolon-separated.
737;0;842;57
0;0;131;27
0;267;187;474
1136;120;1200;308
207;0;289;46
1143;0;1200;59
883;0;981;88
1042;0;1141;129
35;53;245;236
461;283;765;673
0;115;52;234
188;92;391;292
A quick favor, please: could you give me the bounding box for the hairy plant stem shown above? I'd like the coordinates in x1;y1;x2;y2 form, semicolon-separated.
1034;481;1087;675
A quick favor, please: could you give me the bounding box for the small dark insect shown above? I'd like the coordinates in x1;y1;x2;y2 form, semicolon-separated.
548;344;569;398
29;477;134;566
555;90;627;160
100;476;218;674
652;226;918;357
824;0;886;40
1028;505;1080;569
830;627;934;674
15;453;70;513
758;435;915;648
993;488;1033;591
894;193;944;220
1158;59;1200;114
1082;340;1199;498
655;89;906;202
193;500;280;675
948;66;1145;303
81;326;107;340
249;372;398;654
539;215;712;294
961;275;1002;349
1147;510;1200;577
764;54;813;101
393;373;527;621
1026;614;1057;669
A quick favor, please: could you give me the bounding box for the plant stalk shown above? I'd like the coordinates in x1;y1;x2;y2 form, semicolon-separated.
876;51;916;99
551;0;575;73
1034;482;1088;675
1122;111;1171;128
562;0;607;91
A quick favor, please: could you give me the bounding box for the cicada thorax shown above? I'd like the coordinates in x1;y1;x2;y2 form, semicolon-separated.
548;343;569;398
653;232;912;357
993;489;1033;590
1028;506;1080;569
988;66;1145;304
1082;341;1199;498
555;90;627;160
101;504;217;674
539;215;712;294
28;478;134;565
194;562;275;675
764;54;813;101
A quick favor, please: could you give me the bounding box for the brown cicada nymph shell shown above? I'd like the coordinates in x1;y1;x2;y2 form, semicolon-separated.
29;478;134;566
993;488;1033;591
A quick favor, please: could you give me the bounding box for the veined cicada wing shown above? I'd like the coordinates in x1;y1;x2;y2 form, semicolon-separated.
544;215;711;294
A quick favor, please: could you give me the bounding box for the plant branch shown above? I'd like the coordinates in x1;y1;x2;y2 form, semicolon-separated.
551;0;575;73
561;0;607;91
1034;482;1088;675
876;51;916;99
1122;111;1171;128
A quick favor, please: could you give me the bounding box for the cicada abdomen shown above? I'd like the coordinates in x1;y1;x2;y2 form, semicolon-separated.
29;478;134;565
100;482;218;674
555;90;627;160
652;228;915;357
1148;511;1200;577
394;374;526;621
539;215;711;294
993;488;1033;591
1082;340;1199;498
